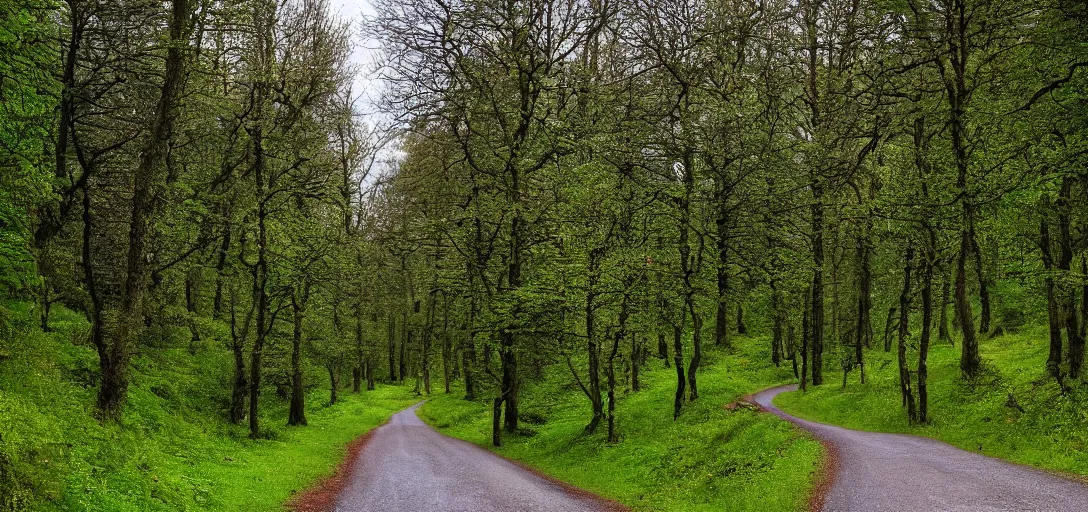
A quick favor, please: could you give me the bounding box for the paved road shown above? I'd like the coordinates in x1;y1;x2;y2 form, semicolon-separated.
333;403;619;512
753;384;1088;512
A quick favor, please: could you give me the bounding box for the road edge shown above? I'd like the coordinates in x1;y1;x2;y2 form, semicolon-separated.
745;384;837;512
286;415;392;512
762;384;1088;496
415;401;630;512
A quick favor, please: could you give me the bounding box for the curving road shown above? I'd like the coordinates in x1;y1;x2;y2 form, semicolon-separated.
333;403;621;512
753;384;1088;512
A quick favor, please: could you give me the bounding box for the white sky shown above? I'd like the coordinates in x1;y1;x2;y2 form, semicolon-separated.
332;0;383;117
332;0;403;185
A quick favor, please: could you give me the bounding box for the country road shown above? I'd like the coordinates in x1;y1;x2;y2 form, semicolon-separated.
753;385;1088;512
332;403;621;512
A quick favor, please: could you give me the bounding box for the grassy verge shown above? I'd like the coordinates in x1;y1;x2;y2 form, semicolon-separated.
0;302;417;511
774;324;1088;476
419;338;822;512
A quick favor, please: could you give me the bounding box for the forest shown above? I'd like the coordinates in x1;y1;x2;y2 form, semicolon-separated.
1;0;1087;508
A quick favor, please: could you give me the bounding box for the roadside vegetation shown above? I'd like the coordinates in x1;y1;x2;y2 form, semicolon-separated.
0;302;416;512
420;338;822;512
776;324;1088;477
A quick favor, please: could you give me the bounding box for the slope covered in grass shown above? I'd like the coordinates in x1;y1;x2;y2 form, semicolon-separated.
775;325;1088;476
0;302;417;511
419;338;822;512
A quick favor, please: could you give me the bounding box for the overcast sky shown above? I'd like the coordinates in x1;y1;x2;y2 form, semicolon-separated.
331;0;403;184
333;0;384;117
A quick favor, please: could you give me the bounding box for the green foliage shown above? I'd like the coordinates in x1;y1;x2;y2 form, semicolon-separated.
0;302;417;511
420;338;821;512
0;0;56;297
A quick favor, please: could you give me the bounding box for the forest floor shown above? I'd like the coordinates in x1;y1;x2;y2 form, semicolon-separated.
775;324;1088;478
0;302;418;512
328;402;623;512
418;338;822;512
756;384;1088;511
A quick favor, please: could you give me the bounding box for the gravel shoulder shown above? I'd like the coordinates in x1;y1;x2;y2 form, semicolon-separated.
753;384;1088;512
332;403;622;512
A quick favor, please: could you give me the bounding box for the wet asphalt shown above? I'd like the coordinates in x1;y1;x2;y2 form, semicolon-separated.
332;403;616;512
753;384;1088;512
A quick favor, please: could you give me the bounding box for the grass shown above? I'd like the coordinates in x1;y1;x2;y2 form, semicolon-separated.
418;338;822;512
0;302;418;511
774;323;1088;476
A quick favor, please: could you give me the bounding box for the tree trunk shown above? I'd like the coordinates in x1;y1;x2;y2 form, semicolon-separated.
897;248;917;422
801;290;810;392
1058;177;1084;377
939;267;951;343
356;360;365;392
855;238;871;383
609;304;626;445
228;289;249;425
248;133;269;439
946;4;981;378
788;320;799;378
672;324;685;419
956;226;981;378
883;306;896;352
658;331;669;367
972;235;991;334
328;364;339;405
715;205;730;348
1081;256;1087;343
736;303;747;335
248;0;273;439
495;159;524;441
213;216;231;319
1041;218;1063;381
37;7;82;239
770;280;784;367
463;291;478;400
919;239;934;424
491;396;503;446
353;301;363;393
288;294;307;427
442;293;451;394
810;184;825;386
366;357;375;391
388;313;397;382
40;282;52;332
231;341;247;424
98;0;192;420
607;289;629;443
422;291;435;395
399;310;408;381
185;271;201;347
679;154;701;400
500;330;518;434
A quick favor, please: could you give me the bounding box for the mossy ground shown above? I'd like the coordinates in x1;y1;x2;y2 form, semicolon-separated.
775;324;1088;476
0;302;417;511
419;338;822;512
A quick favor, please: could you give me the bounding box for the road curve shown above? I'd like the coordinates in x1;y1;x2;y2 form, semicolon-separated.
753;384;1088;512
333;403;621;512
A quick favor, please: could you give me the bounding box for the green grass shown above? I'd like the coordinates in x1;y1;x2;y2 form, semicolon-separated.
775;324;1088;476
419;339;822;512
0;302;418;511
